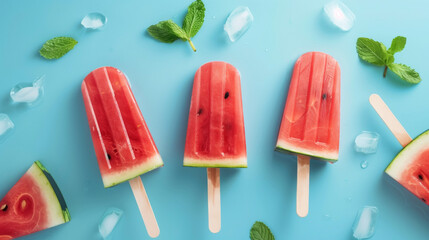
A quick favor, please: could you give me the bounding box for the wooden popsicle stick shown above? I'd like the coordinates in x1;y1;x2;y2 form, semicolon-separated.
207;168;221;233
369;94;412;147
296;155;310;217
129;177;160;238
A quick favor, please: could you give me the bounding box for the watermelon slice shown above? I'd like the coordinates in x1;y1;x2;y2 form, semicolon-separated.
0;161;70;239
386;130;429;205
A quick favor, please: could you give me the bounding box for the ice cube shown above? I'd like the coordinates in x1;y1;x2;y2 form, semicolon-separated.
11;87;39;102
81;12;107;29
98;207;123;239
352;206;378;239
224;6;254;42
0;114;14;136
323;1;355;31
354;131;380;154
10;76;44;104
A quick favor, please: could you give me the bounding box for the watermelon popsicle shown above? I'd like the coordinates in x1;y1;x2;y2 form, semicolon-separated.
184;61;247;233
276;52;341;217
81;67;163;238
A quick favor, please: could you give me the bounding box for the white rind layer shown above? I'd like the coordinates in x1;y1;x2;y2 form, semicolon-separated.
102;154;164;188
276;139;338;161
29;163;69;228
184;156;247;168
386;130;429;180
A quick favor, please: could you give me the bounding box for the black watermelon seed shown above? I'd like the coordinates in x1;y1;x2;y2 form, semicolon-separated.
419;174;424;180
197;108;203;116
107;154;111;160
1;204;7;211
224;92;230;99
422;198;427;203
322;93;327;100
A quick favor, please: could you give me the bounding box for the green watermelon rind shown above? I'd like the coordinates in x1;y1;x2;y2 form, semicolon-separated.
102;155;164;188
275;145;338;163
385;129;429;179
31;161;71;225
183;157;247;168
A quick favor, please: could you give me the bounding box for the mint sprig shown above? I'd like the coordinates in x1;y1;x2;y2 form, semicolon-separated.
39;37;78;59
250;221;275;240
356;36;421;84
147;0;205;52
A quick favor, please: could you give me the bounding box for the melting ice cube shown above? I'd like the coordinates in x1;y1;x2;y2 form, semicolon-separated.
0;114;14;141
354;131;380;154
352;206;378;239
224;6;254;42
10;76;44;104
323;1;355;31
98;207;123;239
81;12;107;29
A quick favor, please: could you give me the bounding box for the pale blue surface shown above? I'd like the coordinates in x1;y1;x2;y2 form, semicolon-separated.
1;0;429;239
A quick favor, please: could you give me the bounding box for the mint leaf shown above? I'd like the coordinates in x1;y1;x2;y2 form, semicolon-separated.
357;36;421;84
182;0;205;38
388;36;406;55
146;0;205;52
250;221;275;240
39;37;77;59
147;20;188;43
356;37;388;66
388;63;421;84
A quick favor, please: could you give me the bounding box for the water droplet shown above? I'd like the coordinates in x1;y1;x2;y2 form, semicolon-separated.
361;160;368;169
265;48;269;52
212;15;216;19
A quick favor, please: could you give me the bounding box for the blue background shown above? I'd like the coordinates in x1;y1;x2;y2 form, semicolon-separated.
1;0;429;239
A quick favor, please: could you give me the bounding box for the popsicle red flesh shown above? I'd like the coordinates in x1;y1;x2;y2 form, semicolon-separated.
184;61;247;167
276;52;341;161
82;67;163;188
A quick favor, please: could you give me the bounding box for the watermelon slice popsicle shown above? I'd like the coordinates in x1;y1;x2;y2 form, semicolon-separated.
184;61;247;233
369;94;429;204
276;52;341;217
81;67;163;238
